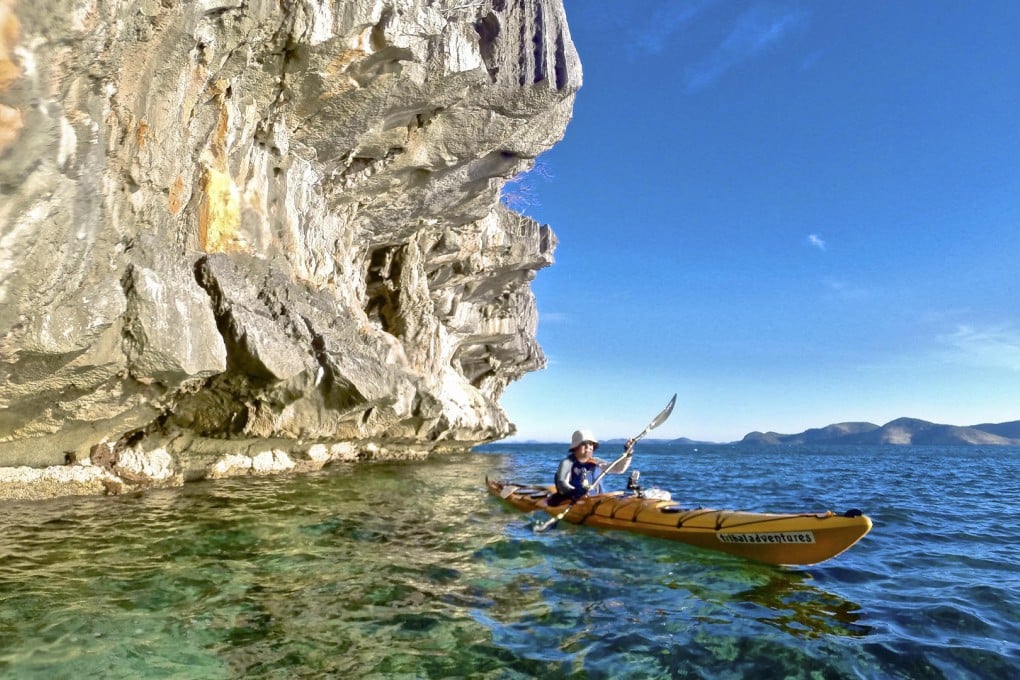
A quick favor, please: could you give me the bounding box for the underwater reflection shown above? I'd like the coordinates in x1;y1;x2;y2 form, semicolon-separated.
733;570;872;639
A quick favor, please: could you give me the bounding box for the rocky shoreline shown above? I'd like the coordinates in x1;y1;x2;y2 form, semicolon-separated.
0;436;450;502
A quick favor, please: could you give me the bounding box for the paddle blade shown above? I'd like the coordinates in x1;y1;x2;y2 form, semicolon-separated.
534;502;573;532
633;394;677;442
651;394;677;429
533;518;557;533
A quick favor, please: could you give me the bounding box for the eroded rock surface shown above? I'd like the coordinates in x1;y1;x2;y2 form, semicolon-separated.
0;0;579;498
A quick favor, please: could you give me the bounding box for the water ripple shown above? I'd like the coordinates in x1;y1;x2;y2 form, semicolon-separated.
1;447;1018;677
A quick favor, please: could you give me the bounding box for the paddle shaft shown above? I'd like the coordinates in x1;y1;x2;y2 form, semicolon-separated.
534;394;676;532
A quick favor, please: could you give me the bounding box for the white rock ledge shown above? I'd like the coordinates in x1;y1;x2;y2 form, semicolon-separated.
0;439;440;501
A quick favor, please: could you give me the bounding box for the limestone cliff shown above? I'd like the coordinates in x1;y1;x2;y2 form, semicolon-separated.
0;0;579;499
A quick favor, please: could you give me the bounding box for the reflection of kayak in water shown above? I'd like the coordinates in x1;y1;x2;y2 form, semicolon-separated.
735;571;872;638
486;478;872;566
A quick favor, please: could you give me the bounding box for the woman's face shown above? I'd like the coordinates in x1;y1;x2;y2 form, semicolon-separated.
574;441;595;461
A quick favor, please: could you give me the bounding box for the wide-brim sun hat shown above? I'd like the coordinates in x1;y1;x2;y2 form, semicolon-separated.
569;429;599;451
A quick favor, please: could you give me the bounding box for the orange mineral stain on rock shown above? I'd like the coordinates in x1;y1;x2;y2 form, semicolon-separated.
167;175;185;215
0;0;20;91
0;0;23;156
0;103;22;155
198;166;242;253
136;120;149;149
197;87;245;253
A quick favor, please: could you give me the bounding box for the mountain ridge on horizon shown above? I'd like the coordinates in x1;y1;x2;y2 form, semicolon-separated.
734;417;1020;446
583;417;1020;447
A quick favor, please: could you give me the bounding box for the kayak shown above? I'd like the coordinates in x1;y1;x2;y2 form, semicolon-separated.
486;478;872;566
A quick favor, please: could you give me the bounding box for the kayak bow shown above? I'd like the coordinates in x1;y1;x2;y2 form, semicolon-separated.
487;478;872;566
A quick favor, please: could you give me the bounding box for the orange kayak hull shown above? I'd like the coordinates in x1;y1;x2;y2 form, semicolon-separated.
487;478;872;566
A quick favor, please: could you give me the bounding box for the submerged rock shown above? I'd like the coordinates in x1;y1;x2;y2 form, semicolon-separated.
0;0;579;498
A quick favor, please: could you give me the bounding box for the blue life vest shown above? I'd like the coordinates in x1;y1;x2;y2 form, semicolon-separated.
555;454;601;498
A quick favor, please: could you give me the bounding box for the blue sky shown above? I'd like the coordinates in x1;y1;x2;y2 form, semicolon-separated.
498;0;1020;443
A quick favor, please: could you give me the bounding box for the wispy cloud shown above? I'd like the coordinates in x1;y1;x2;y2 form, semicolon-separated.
822;277;868;301
685;5;810;91
937;324;1020;371
798;48;825;73
630;0;716;56
807;233;826;251
539;312;570;324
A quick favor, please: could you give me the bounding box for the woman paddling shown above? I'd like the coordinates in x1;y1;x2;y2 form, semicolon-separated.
548;429;634;506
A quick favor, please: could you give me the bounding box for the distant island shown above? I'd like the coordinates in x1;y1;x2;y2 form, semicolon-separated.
599;417;1020;447
733;418;1020;446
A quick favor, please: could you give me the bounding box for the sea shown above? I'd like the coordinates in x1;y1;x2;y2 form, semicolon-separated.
1;443;1017;679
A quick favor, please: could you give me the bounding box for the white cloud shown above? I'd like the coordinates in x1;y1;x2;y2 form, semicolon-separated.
807;233;826;251
539;312;570;324
685;5;810;91
629;0;715;57
626;2;810;91
937;324;1020;371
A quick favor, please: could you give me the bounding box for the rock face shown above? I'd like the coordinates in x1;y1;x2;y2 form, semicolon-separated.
0;0;580;498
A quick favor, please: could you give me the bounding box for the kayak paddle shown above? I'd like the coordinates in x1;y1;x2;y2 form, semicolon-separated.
534;393;677;533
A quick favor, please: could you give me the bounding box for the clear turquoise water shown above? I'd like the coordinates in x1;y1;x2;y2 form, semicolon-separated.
1;444;1017;678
